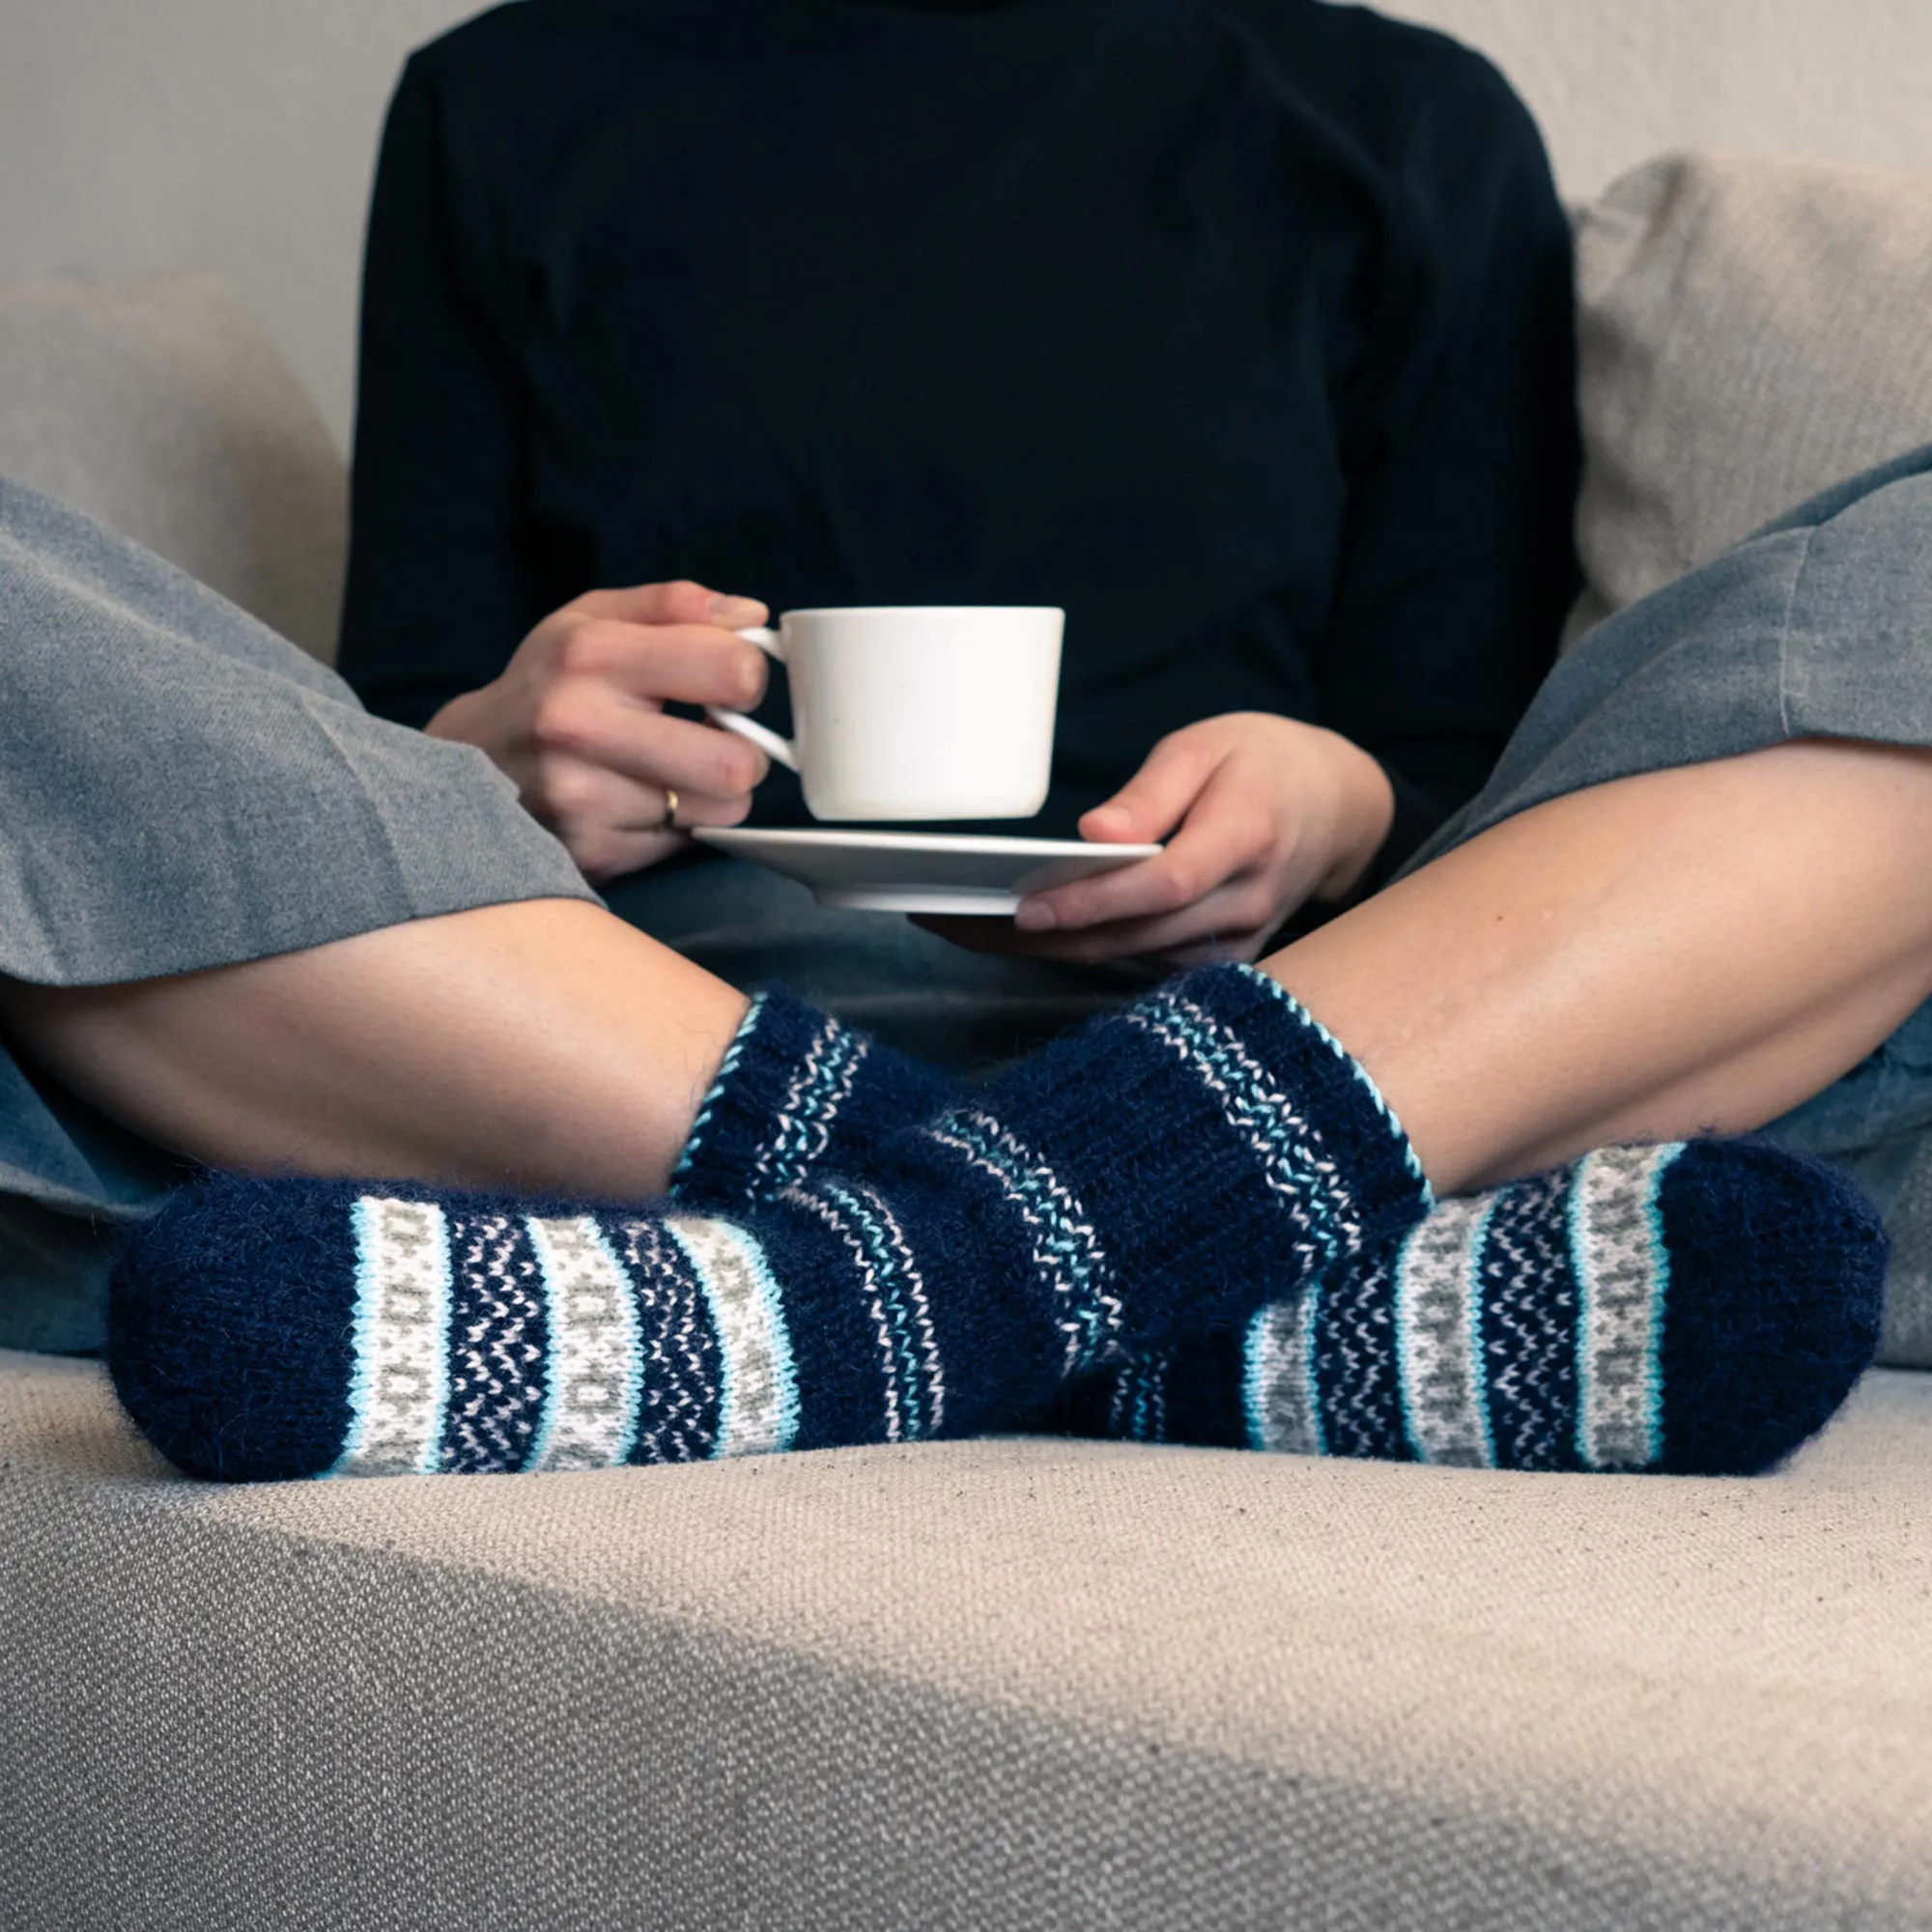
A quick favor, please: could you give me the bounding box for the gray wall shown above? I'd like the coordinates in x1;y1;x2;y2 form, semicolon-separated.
7;0;1932;448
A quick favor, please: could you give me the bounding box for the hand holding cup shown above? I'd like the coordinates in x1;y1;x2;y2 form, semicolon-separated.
427;580;773;881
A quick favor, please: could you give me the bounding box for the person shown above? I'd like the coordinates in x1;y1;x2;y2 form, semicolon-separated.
8;441;1932;1481
333;0;1581;1055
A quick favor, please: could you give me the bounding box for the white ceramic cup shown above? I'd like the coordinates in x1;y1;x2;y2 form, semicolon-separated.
706;606;1064;821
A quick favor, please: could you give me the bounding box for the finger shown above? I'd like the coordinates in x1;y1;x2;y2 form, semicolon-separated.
1078;732;1220;846
533;697;770;798
553;622;770;710
523;762;686;883
531;766;757;877
572;580;769;633
654;783;758;830
1018;781;1266;932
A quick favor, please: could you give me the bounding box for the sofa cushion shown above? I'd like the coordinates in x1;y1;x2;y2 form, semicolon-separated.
0;274;346;662
4;1350;1928;1930
1570;152;1932;639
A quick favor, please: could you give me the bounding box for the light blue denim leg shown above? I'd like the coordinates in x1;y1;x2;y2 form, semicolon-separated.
602;851;1145;1072
1757;1001;1932;1215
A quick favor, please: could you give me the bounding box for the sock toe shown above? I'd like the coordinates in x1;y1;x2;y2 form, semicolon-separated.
1657;1141;1888;1476
108;1174;369;1482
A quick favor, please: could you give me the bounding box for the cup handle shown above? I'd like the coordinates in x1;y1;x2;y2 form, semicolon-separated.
705;626;798;773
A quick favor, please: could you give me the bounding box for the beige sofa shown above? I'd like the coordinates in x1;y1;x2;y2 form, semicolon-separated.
4;154;1932;1928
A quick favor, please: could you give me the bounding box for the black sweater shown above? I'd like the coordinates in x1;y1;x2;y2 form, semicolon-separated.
338;0;1579;870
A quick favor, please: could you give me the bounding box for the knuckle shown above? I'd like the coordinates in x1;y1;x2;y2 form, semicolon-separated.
528;691;588;754
657;580;710;622
534;760;596;824
553;623;611;680
1157;865;1203;908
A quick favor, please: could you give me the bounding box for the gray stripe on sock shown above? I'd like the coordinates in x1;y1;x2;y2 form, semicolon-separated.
665;1215;800;1459
1572;1146;1680;1470
1396;1197;1493;1467
336;1197;453;1479
524;1215;644;1472
1245;1294;1321;1456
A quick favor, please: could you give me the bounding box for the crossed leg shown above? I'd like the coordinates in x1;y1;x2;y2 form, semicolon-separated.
14;734;1921;1481
8;737;1932;1205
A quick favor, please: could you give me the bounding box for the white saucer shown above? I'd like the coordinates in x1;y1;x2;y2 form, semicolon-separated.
692;827;1163;915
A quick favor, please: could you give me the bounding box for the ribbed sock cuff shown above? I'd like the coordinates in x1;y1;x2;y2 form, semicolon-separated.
671;986;954;1211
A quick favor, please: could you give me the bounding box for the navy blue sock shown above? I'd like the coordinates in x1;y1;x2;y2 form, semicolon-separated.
1055;1140;1886;1476
669;986;953;1214
107;964;1430;1481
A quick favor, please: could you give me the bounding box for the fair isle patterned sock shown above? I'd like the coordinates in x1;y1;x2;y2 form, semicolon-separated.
106;964;1432;1482
1057;1140;1886;1477
669;986;954;1214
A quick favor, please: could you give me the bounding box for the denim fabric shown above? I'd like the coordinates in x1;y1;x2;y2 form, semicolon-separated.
0;477;590;1350
1404;440;1932;1192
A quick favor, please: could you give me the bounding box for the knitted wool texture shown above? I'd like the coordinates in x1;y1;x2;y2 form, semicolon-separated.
108;965;1431;1481
1054;1140;1887;1476
669;986;953;1215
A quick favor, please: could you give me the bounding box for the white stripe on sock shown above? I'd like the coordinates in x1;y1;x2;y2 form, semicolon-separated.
1396;1196;1494;1467
1244;1294;1322;1455
666;1216;800;1458
334;1197;453;1478
1572;1145;1680;1470
524;1215;645;1472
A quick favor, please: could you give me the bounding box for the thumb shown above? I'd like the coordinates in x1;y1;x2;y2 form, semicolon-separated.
1079;734;1216;844
576;580;768;631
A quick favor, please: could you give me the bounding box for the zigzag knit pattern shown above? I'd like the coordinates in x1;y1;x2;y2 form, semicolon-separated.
671;987;953;1214
440;1208;550;1474
1084;1140;1887;1477
108;964;1433;1482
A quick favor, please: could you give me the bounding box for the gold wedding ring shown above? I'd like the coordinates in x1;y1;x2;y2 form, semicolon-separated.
662;787;680;831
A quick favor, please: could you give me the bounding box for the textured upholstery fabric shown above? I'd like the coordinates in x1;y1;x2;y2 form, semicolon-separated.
0;274;346;662
5;1350;1929;1930
1569;153;1932;639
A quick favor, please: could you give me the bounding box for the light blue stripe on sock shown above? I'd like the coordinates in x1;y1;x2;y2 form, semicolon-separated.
1127;997;1344;1266
923;1110;1115;1375
671;990;768;1188
816;1179;936;1440
778;1022;867;1182
1466;1199;1500;1471
1231;966;1433;1200
1639;1148;1684;1466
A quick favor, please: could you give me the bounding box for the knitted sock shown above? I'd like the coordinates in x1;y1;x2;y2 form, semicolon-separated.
107;964;1431;1481
669;985;954;1214
1054;1140;1886;1477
